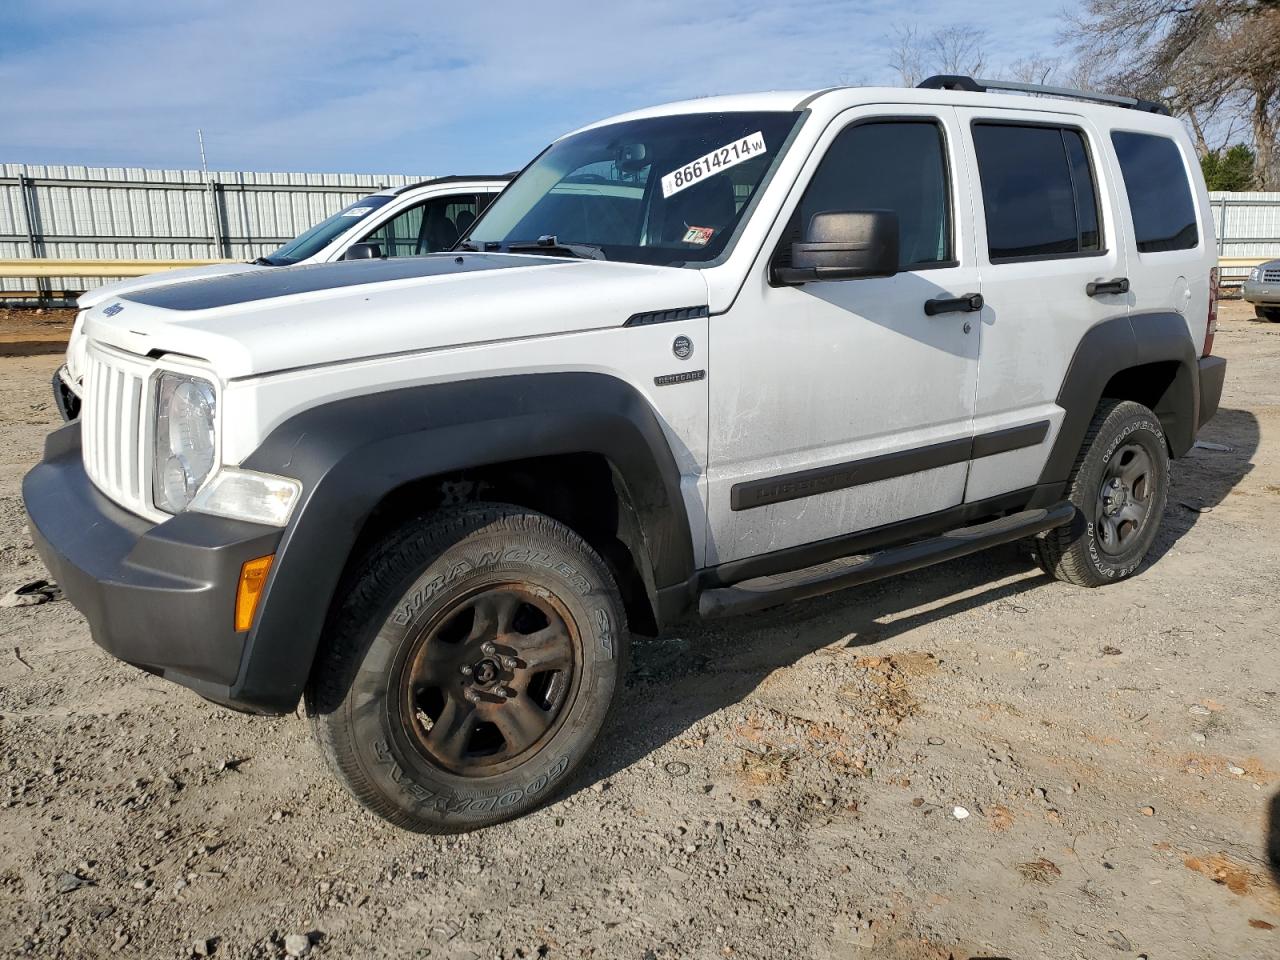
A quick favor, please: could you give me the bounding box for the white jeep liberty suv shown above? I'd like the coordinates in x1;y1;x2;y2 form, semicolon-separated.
24;76;1227;832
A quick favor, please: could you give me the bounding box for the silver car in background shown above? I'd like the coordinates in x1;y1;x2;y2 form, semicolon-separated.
1243;258;1280;322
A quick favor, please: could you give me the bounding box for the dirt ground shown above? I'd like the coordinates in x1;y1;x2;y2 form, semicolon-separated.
2;301;1279;960
0;309;77;357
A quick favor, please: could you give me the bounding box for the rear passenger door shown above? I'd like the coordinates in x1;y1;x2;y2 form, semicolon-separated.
954;109;1129;502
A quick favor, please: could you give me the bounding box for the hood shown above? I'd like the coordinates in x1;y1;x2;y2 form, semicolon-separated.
76;262;264;309
83;253;709;379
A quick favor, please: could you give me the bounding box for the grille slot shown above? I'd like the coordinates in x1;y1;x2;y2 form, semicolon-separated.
81;343;151;517
1264;268;1280;284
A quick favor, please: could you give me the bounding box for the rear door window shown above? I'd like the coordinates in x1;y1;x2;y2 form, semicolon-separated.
972;123;1103;262
1110;132;1199;252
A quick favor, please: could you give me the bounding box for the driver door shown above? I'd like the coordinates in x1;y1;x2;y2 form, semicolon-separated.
705;107;982;565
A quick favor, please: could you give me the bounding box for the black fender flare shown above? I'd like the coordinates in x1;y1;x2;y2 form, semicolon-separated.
1037;311;1200;492
232;372;695;712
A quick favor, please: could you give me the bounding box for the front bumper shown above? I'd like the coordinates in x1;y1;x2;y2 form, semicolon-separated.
1241;281;1280;305
23;423;283;710
1198;355;1226;429
51;366;80;421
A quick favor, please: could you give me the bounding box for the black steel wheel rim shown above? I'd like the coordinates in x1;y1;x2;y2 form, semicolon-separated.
1095;442;1154;556
396;583;581;777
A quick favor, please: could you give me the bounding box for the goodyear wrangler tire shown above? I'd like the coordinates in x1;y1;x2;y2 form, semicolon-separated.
1035;400;1169;587
305;503;628;832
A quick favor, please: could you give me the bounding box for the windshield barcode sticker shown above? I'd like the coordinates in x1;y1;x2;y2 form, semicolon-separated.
661;132;767;199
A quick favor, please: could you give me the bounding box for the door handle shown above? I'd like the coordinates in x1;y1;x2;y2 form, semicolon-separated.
924;292;984;316
1086;277;1130;296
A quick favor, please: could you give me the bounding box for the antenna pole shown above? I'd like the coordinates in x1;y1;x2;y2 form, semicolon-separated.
197;128;210;179
197;129;222;257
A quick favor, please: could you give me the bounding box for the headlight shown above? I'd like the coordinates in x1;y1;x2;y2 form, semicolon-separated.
153;372;217;513
189;468;301;527
1250;266;1261;282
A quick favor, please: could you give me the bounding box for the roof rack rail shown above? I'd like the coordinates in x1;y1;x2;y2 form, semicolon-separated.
917;74;1170;116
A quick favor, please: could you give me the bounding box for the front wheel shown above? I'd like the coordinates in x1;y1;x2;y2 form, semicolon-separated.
1036;400;1170;587
306;503;628;832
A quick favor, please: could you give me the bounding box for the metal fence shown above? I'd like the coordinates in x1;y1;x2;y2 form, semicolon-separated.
1210;191;1280;290
2;164;1278;303
0;163;432;300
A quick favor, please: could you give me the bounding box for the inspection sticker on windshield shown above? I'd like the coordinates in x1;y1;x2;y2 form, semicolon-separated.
341;206;374;217
682;226;715;245
661;131;767;199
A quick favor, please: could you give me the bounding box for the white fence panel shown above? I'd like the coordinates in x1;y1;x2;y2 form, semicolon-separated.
0;163;433;299
1210;191;1280;290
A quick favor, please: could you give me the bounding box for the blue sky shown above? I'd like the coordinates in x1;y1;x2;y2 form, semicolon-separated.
1;0;1064;176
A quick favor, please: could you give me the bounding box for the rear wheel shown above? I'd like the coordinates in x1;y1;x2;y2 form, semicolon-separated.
306;503;628;832
1035;400;1169;587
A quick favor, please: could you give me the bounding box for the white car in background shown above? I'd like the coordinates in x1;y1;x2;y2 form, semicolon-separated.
54;175;509;418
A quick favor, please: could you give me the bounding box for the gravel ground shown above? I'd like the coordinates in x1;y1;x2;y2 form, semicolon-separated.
0;309;77;356
2;302;1278;960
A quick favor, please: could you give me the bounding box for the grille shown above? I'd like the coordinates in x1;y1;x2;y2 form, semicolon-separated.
81;342;151;517
1264;268;1280;284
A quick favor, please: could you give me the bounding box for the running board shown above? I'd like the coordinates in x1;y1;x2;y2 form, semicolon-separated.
698;502;1076;619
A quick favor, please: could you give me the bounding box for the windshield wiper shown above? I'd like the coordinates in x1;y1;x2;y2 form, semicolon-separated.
505;235;606;261
252;256;280;266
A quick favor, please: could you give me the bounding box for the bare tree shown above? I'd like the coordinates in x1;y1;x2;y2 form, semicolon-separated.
931;24;987;78
1063;1;1280;186
1007;55;1061;86
888;23;988;87
888;24;927;87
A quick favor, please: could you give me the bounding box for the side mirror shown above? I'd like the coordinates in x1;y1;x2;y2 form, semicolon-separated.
774;210;899;284
342;242;384;261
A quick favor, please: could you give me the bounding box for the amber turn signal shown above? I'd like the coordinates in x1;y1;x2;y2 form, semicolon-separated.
234;554;274;632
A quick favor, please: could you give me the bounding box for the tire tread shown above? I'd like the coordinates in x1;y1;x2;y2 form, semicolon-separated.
305;503;627;832
1035;399;1166;588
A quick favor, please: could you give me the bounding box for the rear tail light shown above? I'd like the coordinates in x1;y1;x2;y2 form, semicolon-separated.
1203;266;1218;357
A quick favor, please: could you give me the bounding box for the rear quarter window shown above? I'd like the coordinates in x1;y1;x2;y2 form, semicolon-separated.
1110;131;1199;253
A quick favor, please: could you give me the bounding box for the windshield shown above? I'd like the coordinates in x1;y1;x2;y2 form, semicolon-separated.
261;194;394;265
465;111;802;266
